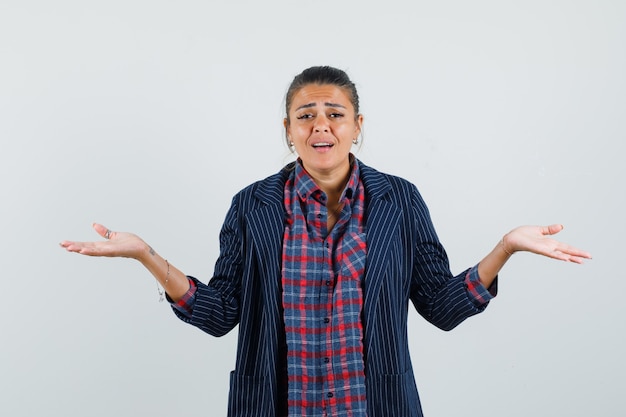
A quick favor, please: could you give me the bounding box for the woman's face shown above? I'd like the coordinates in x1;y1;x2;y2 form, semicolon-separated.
285;84;363;182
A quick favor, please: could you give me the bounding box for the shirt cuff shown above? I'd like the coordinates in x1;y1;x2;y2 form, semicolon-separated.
464;264;497;306
168;277;197;318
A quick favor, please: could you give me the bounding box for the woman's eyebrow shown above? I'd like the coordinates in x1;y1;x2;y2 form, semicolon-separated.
295;102;347;111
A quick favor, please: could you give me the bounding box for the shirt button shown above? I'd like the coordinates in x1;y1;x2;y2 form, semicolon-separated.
325;280;331;286
317;213;323;218
324;357;330;363
327;392;334;398
323;317;330;323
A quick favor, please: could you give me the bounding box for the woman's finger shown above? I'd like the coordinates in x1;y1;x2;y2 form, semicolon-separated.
92;223;114;240
543;224;564;236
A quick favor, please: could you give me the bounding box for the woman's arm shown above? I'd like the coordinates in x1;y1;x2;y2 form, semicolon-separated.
60;222;190;301
477;224;592;288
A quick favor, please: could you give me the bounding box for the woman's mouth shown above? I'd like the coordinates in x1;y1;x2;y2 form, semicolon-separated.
312;142;333;149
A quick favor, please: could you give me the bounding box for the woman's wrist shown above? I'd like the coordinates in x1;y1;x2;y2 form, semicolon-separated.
136;241;157;265
500;233;514;256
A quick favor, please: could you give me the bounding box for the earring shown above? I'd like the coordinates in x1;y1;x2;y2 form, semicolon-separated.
352;138;358;145
289;141;294;147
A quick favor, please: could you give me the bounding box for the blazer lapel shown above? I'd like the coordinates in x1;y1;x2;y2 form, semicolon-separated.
360;163;402;331
245;169;289;317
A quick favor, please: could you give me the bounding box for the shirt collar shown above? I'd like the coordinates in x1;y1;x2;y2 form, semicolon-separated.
293;154;360;204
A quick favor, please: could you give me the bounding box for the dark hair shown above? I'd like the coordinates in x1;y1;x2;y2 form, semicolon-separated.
284;66;360;124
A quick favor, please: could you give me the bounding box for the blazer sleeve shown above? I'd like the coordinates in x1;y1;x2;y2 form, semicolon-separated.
171;193;243;337
408;185;490;331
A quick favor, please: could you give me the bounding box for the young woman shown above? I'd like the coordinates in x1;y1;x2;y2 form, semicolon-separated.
61;66;591;417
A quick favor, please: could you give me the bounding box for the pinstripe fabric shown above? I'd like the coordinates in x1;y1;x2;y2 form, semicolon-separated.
172;159;494;417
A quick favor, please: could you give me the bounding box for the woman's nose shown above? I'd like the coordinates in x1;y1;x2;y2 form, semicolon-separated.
314;115;329;132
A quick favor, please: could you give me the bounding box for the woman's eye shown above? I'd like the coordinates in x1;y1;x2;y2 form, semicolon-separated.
330;112;344;118
296;113;313;120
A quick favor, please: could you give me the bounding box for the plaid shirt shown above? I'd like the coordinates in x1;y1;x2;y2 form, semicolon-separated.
281;160;367;417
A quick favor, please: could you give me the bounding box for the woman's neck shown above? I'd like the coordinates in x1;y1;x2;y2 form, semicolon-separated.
302;159;352;203
304;162;351;206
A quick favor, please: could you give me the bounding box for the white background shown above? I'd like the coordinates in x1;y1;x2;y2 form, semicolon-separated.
1;1;624;416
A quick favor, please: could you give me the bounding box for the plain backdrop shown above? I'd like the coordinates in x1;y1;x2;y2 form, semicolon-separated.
1;1;624;416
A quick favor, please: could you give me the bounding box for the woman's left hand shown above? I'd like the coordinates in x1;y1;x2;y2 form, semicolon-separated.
502;224;592;264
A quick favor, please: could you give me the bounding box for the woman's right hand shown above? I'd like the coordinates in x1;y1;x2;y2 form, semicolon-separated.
60;223;150;261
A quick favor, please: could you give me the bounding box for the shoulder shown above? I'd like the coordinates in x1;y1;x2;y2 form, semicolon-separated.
358;160;433;227
231;162;294;207
358;159;420;201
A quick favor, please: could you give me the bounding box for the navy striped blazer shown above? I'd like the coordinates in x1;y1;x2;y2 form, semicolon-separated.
174;159;490;417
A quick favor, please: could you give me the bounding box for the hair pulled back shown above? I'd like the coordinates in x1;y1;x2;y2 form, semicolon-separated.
284;66;360;124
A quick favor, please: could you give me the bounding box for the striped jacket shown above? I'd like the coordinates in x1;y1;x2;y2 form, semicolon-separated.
173;160;491;417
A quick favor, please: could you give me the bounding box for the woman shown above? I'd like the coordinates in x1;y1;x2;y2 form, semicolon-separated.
60;66;591;417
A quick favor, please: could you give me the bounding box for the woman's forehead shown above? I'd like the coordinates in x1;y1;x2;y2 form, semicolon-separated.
290;84;353;108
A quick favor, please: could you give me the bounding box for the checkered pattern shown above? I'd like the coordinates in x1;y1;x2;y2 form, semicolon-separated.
281;160;367;417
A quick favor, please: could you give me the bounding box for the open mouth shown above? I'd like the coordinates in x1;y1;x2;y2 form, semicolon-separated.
312;142;333;148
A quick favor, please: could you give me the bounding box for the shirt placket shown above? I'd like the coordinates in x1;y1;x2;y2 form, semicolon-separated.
308;193;333;416
324;199;352;417
321;232;336;416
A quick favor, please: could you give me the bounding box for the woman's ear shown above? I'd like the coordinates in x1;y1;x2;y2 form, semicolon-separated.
355;114;364;136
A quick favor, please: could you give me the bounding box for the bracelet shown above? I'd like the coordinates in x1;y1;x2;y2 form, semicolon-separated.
500;237;513;256
157;259;170;303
